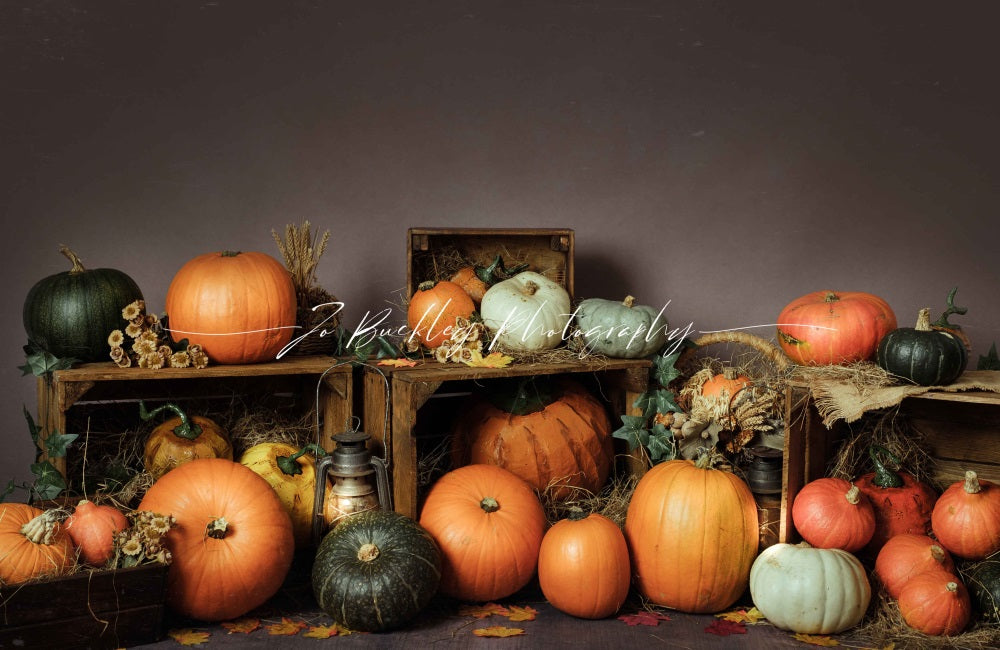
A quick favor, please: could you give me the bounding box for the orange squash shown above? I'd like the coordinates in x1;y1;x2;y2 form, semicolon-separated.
931;470;1000;560
538;507;630;619
141;401;233;479
165;250;296;364
700;367;751;402
624;453;759;613
64;500;128;566
450;378;612;500
0;504;75;584
406;280;475;349
138;458;295;622
874;533;955;599
418;464;546;602
898;570;971;636
777;290;896;365
791;478;876;553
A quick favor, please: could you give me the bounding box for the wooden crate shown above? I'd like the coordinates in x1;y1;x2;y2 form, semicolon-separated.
36;356;354;489
780;383;1000;543
362;359;650;519
0;564;168;648
407;227;574;299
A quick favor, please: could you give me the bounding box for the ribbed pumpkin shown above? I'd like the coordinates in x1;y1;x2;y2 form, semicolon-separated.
700;367;752;402
480;271;571;351
538;507;630;619
967;556;1000;624
573;295;668;358
406;280;475;349
450;377;612;500
239;442;327;548
854;446;938;556
138;458;295;621
23;246;144;362
0;504;75;584
141;401;233;479
931;470;1000;560
624;453;759;613
791;478;876;553
418;464;546;602
874;533;955;599
877;308;967;386
898;570;971;636
165;251;296;364
312;510;442;632
777;290;896;365
64;500;128;566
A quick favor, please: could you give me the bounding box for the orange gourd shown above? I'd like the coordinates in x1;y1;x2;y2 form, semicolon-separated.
897;570;971;636
64;500;128;566
140;401;233;479
931;470;1000;560
406;280;475;349
418;464;546;602
874;533;955;598
165;250;296;364
450;267;489;305
624;453;759;613
791;478;876;553
450;378;613;500
0;504;75;584
777;290;897;365
138;458;295;621
700;367;751;402
538;507;630;619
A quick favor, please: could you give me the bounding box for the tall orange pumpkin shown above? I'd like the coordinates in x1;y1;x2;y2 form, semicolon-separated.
406;280;475;349
418;464;546;602
138;458;295;621
624;453;759;613
777;290;896;365
165;251;296;364
450;378;612;500
0;504;75;584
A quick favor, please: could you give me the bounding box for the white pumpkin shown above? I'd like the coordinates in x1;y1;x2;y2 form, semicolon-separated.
749;542;871;635
480;271;571;351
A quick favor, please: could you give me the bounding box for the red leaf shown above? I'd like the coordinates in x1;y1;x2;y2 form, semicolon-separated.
618;610;670;626
705;619;747;636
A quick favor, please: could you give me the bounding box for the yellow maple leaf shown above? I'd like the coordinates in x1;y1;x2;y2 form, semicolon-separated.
465;351;513;368
378;358;418;367
505;605;538;622
459;602;510;618
303;624;342;639
793;632;840;646
221;618;260;634
266;617;307;636
473;626;525;638
716;607;766;624
168;628;211;646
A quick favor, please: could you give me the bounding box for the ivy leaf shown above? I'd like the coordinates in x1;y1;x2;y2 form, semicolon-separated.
505;605;537;622
23;407;41;448
44;430;77;458
652;351;682;387
978;342;1000;370
18;349;76;377
473;626;524;638
221;618;260;634
646;423;676;462
1;479;16;502
705;619;747;636
29;461;65;500
611;415;649;451
634;388;681;419
168;629;211;646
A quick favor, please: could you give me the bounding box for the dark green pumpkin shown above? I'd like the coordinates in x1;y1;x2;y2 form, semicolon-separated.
876;308;967;386
23;246;144;362
967;557;1000;624
312;509;441;632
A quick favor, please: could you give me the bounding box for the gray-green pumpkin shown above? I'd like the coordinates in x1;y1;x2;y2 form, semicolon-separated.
574;295;668;358
312;509;442;632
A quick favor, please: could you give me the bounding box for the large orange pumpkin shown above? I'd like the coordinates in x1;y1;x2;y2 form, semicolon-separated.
0;504;75;584
418;464;546;602
138;458;295;621
406;280;475;349
165;251;296;364
450;378;612;500
624;453;759;613
538;507;630;619
931;470;1000;560
777;290;897;365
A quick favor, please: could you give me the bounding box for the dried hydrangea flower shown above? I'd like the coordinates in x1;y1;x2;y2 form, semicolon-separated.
108;330;125;347
121;301;144;321
170;351;191;368
124;322;144;339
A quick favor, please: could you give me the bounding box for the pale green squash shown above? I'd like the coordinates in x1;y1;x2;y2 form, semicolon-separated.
574;295;668;358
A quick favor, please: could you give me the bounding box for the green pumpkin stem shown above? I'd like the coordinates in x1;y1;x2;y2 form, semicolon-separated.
566;506;588;522
868;445;905;488
417;280;437;292
276;443;327;476
357;543;380;563
963;470;982;494
931;287;967;329
486;376;554;415
823;291;840;303
58;245;87;274
206;517;229;539
221;251;241;257
139;400;204;441
480;497;500;514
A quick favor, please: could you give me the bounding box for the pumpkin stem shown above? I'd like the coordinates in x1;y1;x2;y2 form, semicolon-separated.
721;366;739;380
694;448;725;470
475;254;504;285
58;245;87;274
945;581;959;593
522;280;539;296
221;251;241;257
357;542;380;563
845;484;862;505
206;517;229;539
139;401;204;441
20;510;62;545
622;295;636;308
963;470;982;494
417;280;437;292
277;443;327;476
931;287;967;329
823;291;840;303
480;497;500;514
930;544;947;563
486;376;555;415
914;308;933;332
868;445;905;488
566;506;588;522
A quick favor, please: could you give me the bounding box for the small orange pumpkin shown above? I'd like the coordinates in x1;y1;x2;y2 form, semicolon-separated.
538;507;630;619
418;464;546;602
64;500;128;566
898;570;971;636
0;504;75;584
406;280;475;349
931;470;1000;560
874;533;955;598
791;478;876;553
165;250;296;364
141;401;233;479
700;367;751;403
450;267;489;305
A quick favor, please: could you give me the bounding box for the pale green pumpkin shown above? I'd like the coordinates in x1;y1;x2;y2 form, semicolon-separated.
574;296;668;358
